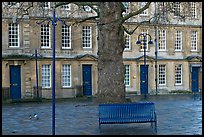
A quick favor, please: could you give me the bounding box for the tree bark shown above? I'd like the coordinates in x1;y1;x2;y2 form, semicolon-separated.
96;2;127;103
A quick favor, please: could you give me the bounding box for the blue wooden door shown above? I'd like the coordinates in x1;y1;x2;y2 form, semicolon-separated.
10;65;21;99
82;65;92;96
191;67;199;92
140;65;148;95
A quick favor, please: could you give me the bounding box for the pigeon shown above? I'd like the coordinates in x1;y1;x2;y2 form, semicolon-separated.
29;115;32;119
33;113;39;120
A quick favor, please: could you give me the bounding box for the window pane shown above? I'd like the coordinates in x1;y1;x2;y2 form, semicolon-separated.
124;32;131;50
62;64;71;87
124;65;130;86
42;65;51;88
191;31;197;51
175;64;182;85
62;25;71;49
175;31;182;51
159;64;166;85
41;24;50;48
8;23;19;47
82;26;92;48
158;30;166;50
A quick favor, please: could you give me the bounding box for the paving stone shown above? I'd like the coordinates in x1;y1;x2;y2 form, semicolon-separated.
2;94;202;135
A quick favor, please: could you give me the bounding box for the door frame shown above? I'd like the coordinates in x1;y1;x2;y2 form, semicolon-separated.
191;66;200;92
140;65;149;95
82;64;92;96
9;65;21;100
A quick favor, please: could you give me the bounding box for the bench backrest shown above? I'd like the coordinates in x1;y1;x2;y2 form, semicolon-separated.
99;102;156;119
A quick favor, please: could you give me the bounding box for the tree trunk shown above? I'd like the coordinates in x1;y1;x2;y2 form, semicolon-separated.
96;2;126;103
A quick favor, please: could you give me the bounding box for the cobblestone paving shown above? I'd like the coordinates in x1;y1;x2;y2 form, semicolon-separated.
2;94;202;135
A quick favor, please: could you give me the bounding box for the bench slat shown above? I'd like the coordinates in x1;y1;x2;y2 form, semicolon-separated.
99;102;157;133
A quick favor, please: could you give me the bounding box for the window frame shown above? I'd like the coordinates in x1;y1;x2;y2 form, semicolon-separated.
139;2;148;16
175;64;182;85
61;4;71;10
158;29;166;51
42;64;51;88
8;23;20;48
173;2;181;16
62;25;71;49
122;2;130;14
41;24;51;49
42;2;50;9
190;2;196;19
82;26;92;49
190;31;197;51
174;30;182;51
158;64;166;85
124;32;131;50
83;6;92;12
124;65;130;87
62;64;72;88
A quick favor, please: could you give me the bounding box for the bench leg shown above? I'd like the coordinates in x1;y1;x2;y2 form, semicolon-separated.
99;123;104;134
151;122;153;128
151;122;157;133
154;121;157;133
99;123;101;131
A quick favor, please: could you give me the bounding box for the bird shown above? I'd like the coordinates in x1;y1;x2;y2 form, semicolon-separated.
33;113;39;120
29;115;32;119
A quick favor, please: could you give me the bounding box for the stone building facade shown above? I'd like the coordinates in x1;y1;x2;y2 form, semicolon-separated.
2;2;202;100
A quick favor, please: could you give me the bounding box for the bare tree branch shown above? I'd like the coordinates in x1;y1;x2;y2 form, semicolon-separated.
121;2;151;23
123;20;150;35
70;15;99;26
55;2;99;17
54;2;71;8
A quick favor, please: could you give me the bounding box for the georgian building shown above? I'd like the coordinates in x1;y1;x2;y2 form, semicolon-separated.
2;2;202;100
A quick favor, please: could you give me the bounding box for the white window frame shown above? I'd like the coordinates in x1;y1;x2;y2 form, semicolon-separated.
41;24;51;49
173;2;181;16
174;30;182;51
42;2;50;9
42;64;51;88
61;4;71;10
124;32;131;50
83;6;91;12
158;2;167;20
190;2;196;19
139;2;148;16
8;23;20;48
190;31;197;51
62;25;71;49
175;64;182;85
122;2;130;14
124;65;130;87
62;64;71;88
82;26;92;49
159;64;166;85
158;29;166;51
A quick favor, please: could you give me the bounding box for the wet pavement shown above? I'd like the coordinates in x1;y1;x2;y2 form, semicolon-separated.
2;94;202;135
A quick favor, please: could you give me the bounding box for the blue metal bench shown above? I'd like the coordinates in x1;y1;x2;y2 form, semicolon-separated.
99;102;157;132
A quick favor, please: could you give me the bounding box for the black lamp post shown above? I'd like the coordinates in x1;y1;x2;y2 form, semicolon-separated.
136;33;153;98
31;49;42;99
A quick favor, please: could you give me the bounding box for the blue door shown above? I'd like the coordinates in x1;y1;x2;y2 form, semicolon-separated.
10;65;21;99
191;67;199;92
140;65;148;95
82;65;92;96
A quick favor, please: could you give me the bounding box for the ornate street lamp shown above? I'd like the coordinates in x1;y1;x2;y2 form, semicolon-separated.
136;33;153;98
36;7;68;135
